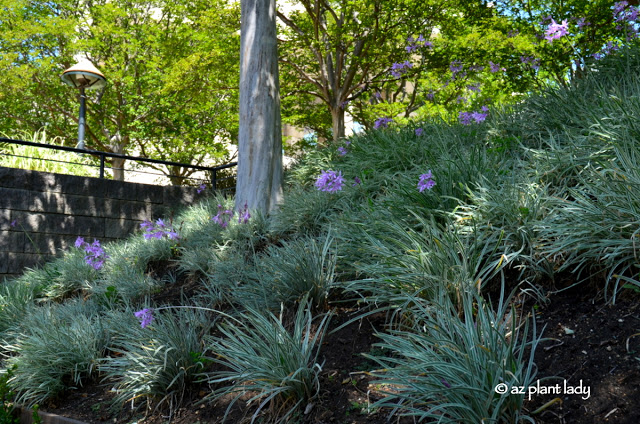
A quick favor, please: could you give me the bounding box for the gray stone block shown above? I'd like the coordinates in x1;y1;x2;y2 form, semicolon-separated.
6;252;52;274
29;191;66;214
22;233;78;255
137;183;164;204
0;230;25;253
0;252;7;273
120;201;152;221
0;166;31;189
105;179;138;201
64;194;106;217
0;187;30;210
163;185;196;208
29;170;62;192
105;218;137;238
59;174;106;197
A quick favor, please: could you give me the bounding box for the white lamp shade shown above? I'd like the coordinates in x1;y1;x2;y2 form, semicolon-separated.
61;60;107;89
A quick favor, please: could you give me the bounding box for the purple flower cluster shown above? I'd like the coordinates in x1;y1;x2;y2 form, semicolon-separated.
197;184;207;194
75;237;109;270
545;18;569;42
337;146;348;156
489;61;503;73
315;170;345;193
134;308;154;328
418;171;436;192
140;219;179;240
458;106;489;125
612;1;639;39
390;61;413;78
467;83;481;93
415;127;424;136
212;204;234;228
520;56;541;71
374;117;393;130
406;34;432;53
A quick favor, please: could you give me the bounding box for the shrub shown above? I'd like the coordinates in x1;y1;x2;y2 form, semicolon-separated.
3;301;109;407
203;301;331;423
99;307;212;415
366;288;540;423
235;233;337;310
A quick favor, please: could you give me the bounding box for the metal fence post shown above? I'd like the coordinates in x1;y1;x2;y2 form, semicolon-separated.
99;154;105;178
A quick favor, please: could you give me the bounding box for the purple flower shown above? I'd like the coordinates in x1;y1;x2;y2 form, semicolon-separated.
459;111;473;125
456;96;467;104
449;60;463;74
390;61;413;78
614;1;629;20
352;176;361;186
426;91;435;101
238;203;251;224
134;308;154;328
337;146;348;156
197;184;206;194
418;171;436;192
9;219;17;228
576;17;590;28
212;204;234;227
315;170;345;193
415;128;424;136
441;378;451;388
545;19;569;43
471;111;488;123
467;83;481;93
141;218;180;240
140;220;153;231
374;117;393;130
489;61;503;73
76;238;109;270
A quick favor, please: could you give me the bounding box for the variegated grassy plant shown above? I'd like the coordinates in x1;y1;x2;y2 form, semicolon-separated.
366;287;540;423
203;301;331;423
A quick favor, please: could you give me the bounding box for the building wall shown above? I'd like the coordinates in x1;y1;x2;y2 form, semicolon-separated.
0;166;201;280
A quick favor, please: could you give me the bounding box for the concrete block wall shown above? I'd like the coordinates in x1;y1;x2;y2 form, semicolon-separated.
0;166;202;280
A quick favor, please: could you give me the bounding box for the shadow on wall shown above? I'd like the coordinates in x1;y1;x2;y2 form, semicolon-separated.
0;166;200;279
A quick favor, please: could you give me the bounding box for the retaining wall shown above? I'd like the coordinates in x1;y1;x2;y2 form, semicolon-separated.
0;166;201;280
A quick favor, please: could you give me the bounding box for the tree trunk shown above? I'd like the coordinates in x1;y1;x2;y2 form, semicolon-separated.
330;105;345;142
235;0;283;214
109;133;126;181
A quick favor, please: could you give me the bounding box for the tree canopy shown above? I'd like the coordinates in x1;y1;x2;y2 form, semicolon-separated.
0;0;240;181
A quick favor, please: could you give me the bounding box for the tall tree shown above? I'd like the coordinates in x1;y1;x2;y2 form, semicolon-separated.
235;0;283;214
0;0;239;182
276;0;452;142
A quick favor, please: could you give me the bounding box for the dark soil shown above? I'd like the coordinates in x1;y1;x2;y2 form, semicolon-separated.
38;278;640;424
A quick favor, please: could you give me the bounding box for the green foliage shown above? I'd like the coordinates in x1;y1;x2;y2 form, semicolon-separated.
0;367;19;424
0;0;239;174
203;301;330;423
0;130;95;176
3;301;109;407
99;307;212;413
236;233;337;310
366;289;540;423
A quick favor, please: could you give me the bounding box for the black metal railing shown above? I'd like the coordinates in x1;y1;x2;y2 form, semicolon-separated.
0;137;237;192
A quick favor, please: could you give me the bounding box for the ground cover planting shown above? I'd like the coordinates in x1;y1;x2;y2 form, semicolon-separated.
1;48;640;424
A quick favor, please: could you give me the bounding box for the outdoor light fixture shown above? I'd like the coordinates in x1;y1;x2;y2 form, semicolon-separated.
61;60;107;149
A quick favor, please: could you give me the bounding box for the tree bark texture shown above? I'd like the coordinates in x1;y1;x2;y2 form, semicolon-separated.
235;0;283;214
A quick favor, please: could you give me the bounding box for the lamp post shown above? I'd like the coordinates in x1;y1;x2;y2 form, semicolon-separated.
61;60;107;149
